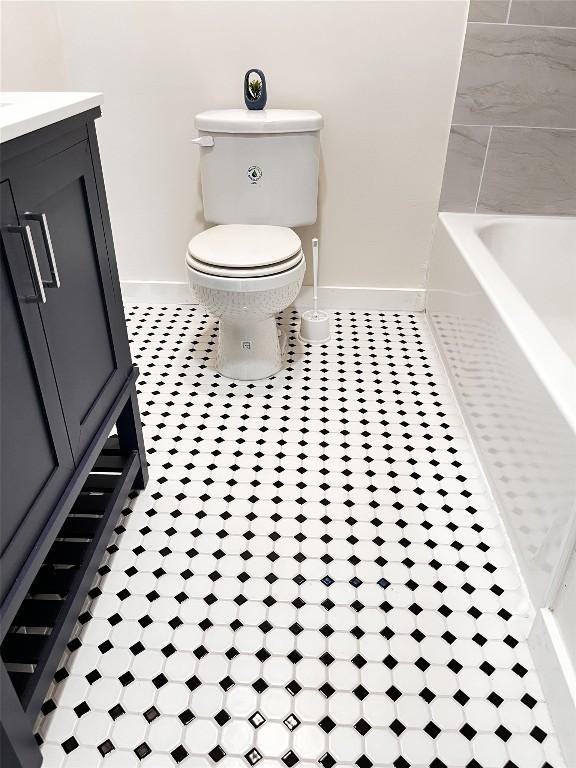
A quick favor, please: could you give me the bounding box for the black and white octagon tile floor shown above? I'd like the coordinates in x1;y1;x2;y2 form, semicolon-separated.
36;306;565;768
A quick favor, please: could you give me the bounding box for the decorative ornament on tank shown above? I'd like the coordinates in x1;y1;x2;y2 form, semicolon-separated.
244;69;267;111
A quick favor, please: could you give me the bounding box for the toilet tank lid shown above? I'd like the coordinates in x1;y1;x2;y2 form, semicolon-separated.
195;109;323;134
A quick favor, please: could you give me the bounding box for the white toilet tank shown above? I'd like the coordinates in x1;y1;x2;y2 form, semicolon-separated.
194;109;323;227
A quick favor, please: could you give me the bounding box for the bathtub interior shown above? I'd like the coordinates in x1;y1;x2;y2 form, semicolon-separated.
478;219;576;364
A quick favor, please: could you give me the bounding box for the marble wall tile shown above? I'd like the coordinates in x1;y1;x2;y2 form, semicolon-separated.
439;126;490;211
454;23;576;128
468;0;510;23
509;0;576;28
477;127;576;214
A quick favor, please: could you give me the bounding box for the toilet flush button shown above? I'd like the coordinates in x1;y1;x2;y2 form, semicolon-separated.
242;341;252;351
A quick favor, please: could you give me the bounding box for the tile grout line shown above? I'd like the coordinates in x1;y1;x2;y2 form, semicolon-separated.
452;123;576;132
474;125;493;213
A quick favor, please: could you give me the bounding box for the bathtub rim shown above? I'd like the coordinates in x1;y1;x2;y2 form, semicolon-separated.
433;212;576;435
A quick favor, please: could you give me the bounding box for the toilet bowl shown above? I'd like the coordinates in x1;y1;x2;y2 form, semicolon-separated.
186;224;305;380
187;107;322;379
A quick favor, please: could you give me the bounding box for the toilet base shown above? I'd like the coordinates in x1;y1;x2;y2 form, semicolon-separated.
217;316;283;380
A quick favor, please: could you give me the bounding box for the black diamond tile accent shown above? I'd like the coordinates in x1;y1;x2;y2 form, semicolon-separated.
62;737;78;754
119;671;135;686
187;675;202;691
215;709;231;726
283;714;300;731
179;708;195;725
141;705;159;723
530;726;547;743
453;689;469;706
420;687;436;703
98;739;115;757
460;723;477;740
209;745;226;763
220;676;235;691
521;693;537;709
86;669;101;684
106;704;124;720
390;719;405;736
386;685;402;702
319;716;336;733
425;721;441;738
495;725;512;742
286;680;302;696
152;673;168;689
135;742;151;759
253;678;268;693
513;663;528;678
488;692;504;708
245;748;263;765
281;750;299;767
74;701;90;718
354;718;371;735
172;745;189;763
249;711;266;729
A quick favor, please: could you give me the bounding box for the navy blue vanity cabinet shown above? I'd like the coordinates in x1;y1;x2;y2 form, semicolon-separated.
1;108;147;768
0;182;75;607
9;135;132;461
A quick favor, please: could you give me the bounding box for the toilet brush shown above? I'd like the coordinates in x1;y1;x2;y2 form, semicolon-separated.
298;238;330;344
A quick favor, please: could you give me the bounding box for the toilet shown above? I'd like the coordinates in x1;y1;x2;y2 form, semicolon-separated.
187;108;323;380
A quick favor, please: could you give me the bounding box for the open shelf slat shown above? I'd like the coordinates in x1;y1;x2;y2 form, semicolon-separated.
13;599;63;628
2;634;47;664
1;439;140;716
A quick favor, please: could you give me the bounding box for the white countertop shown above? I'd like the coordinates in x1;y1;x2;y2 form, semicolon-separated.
0;92;103;144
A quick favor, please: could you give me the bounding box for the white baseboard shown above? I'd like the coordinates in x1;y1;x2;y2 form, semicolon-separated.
294;286;424;311
121;280;192;305
121;280;425;311
529;608;576;765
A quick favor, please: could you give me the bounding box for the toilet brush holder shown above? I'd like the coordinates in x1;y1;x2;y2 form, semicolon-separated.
298;309;330;345
298;238;330;344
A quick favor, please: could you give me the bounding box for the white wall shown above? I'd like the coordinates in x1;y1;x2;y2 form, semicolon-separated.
1;0;467;293
1;2;66;90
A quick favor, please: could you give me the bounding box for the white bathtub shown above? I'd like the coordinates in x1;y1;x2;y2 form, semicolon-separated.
427;213;576;607
427;213;576;757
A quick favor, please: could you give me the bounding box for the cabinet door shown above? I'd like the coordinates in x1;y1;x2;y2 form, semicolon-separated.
0;182;75;606
10;140;131;462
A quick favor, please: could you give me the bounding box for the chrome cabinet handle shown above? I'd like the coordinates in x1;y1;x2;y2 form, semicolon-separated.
3;225;47;303
23;212;60;288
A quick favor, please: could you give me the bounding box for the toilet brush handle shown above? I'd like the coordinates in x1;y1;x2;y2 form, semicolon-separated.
312;238;319;316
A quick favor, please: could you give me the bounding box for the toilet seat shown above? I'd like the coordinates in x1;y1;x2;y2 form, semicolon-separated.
187;249;304;278
187;224;303;278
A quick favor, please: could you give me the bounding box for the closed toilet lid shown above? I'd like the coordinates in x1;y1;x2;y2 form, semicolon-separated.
187;225;302;269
